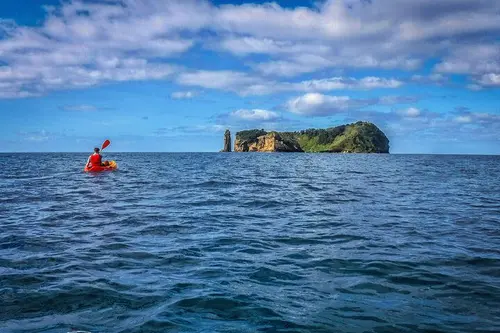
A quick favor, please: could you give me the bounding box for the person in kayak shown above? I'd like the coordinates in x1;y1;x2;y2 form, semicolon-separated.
86;147;105;168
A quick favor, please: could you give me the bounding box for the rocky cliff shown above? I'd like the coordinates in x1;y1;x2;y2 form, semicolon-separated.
234;122;389;153
234;131;303;152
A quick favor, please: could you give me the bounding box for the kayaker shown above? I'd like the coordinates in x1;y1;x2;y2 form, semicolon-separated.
86;147;104;168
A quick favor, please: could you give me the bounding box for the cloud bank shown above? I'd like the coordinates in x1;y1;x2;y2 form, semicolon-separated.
0;0;499;98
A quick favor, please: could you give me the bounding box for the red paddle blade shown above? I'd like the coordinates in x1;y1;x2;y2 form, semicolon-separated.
101;139;111;150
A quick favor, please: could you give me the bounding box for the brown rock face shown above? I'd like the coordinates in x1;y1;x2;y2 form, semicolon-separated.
221;129;231;152
234;139;249;152
234;132;303;152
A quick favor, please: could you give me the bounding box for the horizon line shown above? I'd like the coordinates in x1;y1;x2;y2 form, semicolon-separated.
0;152;499;156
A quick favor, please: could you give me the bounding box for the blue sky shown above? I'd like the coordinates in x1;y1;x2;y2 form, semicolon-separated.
0;0;499;153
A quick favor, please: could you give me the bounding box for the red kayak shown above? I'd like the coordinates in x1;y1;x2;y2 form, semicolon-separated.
84;160;117;172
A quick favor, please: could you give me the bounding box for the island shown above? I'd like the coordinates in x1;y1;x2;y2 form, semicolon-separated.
229;121;389;153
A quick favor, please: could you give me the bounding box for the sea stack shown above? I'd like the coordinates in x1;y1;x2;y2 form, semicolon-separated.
221;129;231;152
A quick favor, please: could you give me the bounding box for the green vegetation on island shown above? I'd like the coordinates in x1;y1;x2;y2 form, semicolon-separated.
235;129;268;144
234;121;390;153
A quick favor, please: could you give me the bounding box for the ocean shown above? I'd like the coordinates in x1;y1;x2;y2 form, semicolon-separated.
1;153;499;333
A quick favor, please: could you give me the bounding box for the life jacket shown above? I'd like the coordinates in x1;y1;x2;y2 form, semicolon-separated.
89;153;102;166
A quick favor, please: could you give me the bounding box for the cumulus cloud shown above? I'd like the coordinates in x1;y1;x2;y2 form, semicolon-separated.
284;93;420;117
411;74;448;85
252;59;329;78
435;45;500;74
214;0;500;42
298;77;403;91
177;70;403;95
398;107;422;118
176;70;262;95
435;44;500;88
214;1;500;77
453;111;500;125
0;0;196;98
455;115;472;123
0;50;177;98
477;73;500;87
213;108;284;129
229;109;279;121
252;55;420;78
216;37;330;57
1;0;500;98
286;93;369;116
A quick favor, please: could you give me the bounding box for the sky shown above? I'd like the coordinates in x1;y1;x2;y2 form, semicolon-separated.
0;0;499;153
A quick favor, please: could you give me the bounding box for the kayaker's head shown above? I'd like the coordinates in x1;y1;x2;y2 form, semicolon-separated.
94;147;100;154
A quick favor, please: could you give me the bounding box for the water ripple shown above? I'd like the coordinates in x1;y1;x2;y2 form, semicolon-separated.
1;153;500;332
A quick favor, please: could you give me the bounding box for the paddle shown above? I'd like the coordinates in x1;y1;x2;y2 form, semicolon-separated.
101;139;111;151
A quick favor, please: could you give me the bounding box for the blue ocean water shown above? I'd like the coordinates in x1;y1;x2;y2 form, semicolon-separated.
1;153;499;333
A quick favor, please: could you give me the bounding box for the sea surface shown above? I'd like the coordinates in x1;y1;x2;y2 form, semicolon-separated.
1;153;500;333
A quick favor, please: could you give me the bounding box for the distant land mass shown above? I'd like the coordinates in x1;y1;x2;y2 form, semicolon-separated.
233;121;390;153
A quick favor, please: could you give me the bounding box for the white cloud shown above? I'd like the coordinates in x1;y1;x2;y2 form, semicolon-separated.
397;9;500;41
286;93;358;116
453;112;500;125
1;0;500;98
477;73;500;87
18;130;52;142
214;1;391;41
230;109;279;121
411;73;448;85
435;45;500;79
285;93;424;117
455;115;473;123
217;37;331;56
177;70;403;95
0;0;197;98
177;70;262;95
398;107;421;118
171;91;198;99
251;53;420;78
252;59;329;78
212;1;500;77
298;77;403;90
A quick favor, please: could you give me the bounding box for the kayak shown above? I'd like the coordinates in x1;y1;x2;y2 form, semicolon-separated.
84;160;117;172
